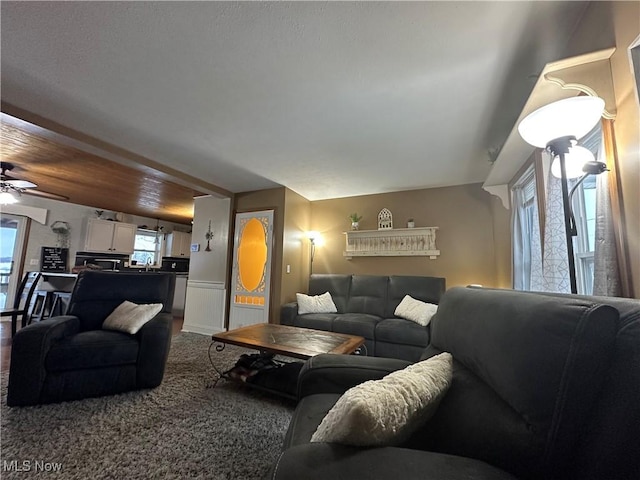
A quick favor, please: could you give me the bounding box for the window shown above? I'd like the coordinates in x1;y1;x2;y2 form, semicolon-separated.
511;123;602;295
570;124;602;295
132;229;161;266
512;164;542;291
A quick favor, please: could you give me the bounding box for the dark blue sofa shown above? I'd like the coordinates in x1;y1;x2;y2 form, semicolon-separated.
280;274;446;361
271;286;640;480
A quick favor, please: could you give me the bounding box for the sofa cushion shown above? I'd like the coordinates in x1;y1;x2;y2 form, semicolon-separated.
272;444;519;480
346;276;388;318
283;393;342;448
310;353;452;446
296;292;338;315
376;318;430;346
293;313;338;332
46;330;139;372
332;313;380;340
309;274;352;313
418;287;619;479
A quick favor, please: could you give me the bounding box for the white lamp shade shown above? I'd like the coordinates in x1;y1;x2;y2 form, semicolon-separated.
518;96;605;148
550;145;595;179
0;191;19;205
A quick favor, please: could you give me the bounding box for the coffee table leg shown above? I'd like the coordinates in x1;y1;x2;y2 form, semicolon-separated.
354;344;368;356
206;340;229;388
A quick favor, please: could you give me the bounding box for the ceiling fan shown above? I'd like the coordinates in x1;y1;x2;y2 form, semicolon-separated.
1;161;69;203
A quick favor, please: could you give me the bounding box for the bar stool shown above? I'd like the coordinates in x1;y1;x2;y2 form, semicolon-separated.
29;289;57;323
50;291;72;316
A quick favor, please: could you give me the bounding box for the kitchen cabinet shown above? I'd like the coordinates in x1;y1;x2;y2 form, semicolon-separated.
166;231;191;257
84;218;137;254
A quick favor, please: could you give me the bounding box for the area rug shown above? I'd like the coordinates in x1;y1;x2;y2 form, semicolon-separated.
0;333;295;479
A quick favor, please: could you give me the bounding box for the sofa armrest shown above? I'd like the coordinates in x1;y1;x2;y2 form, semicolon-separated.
136;312;173;388
7;315;80;406
280;302;298;326
269;444;517;480
298;353;411;398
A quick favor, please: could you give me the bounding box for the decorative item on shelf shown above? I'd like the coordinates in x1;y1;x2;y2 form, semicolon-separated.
349;213;362;231
50;221;71;248
205;220;214;252
407;218;415;228
377;208;393;230
518;95;606;294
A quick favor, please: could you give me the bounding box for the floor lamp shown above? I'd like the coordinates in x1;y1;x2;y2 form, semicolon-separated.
306;231;320;275
518;96;605;294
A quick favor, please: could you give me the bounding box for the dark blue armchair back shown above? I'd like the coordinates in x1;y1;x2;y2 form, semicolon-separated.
67;271;176;331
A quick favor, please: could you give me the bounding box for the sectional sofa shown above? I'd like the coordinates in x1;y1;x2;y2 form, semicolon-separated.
270;286;640;480
280;274;446;361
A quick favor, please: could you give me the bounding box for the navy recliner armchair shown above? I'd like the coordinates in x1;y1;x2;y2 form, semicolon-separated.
7;270;175;406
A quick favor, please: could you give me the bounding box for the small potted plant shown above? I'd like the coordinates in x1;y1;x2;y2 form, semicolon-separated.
407;218;415;228
349;213;363;230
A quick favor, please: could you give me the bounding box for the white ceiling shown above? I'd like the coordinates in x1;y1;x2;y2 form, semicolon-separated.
1;1;590;201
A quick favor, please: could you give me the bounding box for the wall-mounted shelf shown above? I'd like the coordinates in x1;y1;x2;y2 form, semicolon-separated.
343;227;440;260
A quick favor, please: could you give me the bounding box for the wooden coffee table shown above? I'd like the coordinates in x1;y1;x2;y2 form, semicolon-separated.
209;323;365;397
212;323;365;360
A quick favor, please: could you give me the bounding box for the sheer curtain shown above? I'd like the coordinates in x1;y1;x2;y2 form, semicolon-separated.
593;128;623;296
540;160;572;294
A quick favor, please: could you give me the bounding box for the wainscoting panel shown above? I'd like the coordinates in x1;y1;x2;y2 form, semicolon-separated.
182;281;226;335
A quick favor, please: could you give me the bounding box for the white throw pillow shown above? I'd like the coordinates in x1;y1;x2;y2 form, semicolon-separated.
296;292;338;315
311;352;453;446
394;295;438;326
102;300;163;334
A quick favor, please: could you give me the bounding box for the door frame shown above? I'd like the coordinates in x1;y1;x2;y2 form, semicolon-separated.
0;213;30;309
226;208;277;329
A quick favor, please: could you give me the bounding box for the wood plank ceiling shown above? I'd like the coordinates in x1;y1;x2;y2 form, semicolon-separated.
1;122;207;225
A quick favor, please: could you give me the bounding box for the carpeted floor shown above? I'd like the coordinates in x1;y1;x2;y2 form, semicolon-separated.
0;333;295;479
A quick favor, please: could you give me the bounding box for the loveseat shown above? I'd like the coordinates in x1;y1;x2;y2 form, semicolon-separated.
280;274;446;361
7;271;175;406
270;286;640;480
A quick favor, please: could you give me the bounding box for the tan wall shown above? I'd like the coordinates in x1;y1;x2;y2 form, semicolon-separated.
234;188;286;323
281;189;312;307
611;1;640;298
491;195;512;288
310;183;511;289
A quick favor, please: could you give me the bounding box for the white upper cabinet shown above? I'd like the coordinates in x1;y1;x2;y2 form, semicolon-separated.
166;231;191;257
84;219;137;254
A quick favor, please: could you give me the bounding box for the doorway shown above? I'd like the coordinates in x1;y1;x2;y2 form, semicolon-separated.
228;210;274;330
0;214;29;309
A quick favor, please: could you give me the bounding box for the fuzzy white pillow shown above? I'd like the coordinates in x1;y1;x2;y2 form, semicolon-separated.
296;292;338;315
102;300;163;334
310;352;453;446
394;295;438;326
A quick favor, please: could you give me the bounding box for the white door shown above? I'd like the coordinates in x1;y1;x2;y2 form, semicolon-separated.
0;214;29;309
228;210;274;330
